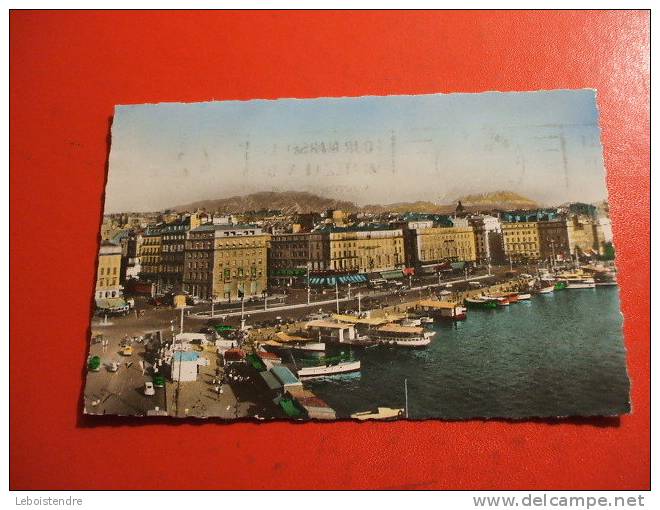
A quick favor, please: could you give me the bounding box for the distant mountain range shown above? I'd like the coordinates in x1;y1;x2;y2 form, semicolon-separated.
172;190;541;215
172;191;357;214
455;191;539;210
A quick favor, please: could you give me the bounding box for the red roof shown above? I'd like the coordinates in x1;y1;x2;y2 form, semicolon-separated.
224;348;246;361
257;351;281;360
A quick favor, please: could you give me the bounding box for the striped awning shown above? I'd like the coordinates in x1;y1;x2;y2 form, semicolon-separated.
308;274;368;286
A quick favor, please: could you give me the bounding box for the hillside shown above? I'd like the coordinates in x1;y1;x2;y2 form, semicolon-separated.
173;191;357;214
173;190;540;215
454;191;539;210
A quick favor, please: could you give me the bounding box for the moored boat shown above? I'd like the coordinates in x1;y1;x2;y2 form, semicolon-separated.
554;281;567;291
416;299;467;320
565;278;596;289
369;323;435;348
517;293;532;300
297;359;361;379
465;297;497;309
537;286;554;294
484;294;510;306
351;407;404;421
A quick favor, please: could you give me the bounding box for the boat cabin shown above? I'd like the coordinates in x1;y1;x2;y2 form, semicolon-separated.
305;319;356;344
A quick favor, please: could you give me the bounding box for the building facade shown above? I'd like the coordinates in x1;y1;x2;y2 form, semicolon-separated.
268;232;330;285
411;226;477;267
183;224;269;301
139;226;163;288
566;216;605;256
95;241;123;299
468;215;504;264
537;220;571;263
501;221;540;261
160;214;201;292
328;227;405;273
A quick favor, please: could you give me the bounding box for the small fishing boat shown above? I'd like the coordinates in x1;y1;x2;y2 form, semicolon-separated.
465;297;497;309
517;293;532;300
537;286;554;294
419;316;434;324
504;292;520;303
484;295;510;306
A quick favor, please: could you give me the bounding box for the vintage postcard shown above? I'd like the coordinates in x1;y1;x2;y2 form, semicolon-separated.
85;90;629;420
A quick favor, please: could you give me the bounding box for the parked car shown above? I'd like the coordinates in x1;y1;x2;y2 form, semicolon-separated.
143;382;155;396
121;346;133;356
88;356;101;372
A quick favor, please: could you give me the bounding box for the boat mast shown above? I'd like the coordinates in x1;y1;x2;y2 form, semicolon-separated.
404;378;409;419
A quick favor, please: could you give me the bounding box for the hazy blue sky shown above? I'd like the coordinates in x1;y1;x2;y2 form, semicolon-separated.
105;90;608;213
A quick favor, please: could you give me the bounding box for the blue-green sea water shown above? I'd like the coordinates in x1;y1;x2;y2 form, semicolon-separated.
306;287;630;419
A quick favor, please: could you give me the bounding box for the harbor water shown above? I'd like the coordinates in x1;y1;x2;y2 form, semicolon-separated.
305;287;630;419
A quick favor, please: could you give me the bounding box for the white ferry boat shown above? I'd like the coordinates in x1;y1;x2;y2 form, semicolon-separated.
296;359;361;378
369;324;435;348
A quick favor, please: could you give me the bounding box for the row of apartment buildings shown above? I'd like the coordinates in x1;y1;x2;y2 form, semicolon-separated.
96;210;609;302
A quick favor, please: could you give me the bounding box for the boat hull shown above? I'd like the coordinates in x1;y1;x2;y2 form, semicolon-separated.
297;360;361;378
566;283;596;289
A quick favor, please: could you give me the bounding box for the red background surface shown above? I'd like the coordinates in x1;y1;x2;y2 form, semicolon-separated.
10;11;650;490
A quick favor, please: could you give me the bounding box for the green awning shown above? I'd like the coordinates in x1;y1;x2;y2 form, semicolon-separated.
381;270;404;280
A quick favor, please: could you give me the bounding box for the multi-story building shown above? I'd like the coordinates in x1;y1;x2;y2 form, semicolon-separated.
537;220;571;263
410;226;477;267
327;226;405;274
95;241;123;299
139;226;163;287
468;215;504;264
268;232;330;286
183;224;269;301
160;214;201;292
566;216;605;256
501;221;540;261
123;232;143;281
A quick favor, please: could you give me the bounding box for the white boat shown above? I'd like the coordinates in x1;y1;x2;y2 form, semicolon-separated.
370;324;435;348
297;359;361;378
351;407;404;421
420;316;434;324
400;317;422;327
566;278;596;289
538;286;554;294
291;342;326;352
517;293;532;300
